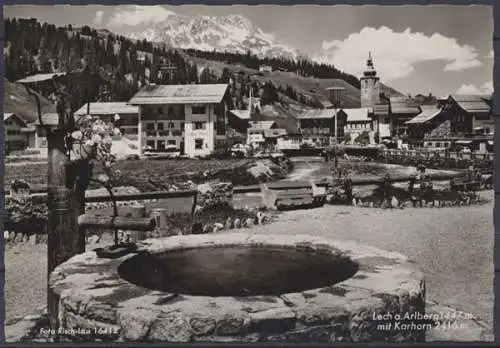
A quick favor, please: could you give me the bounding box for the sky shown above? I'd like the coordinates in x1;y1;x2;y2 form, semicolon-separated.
5;4;494;97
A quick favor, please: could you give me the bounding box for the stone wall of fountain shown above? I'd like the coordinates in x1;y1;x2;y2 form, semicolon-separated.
49;233;426;343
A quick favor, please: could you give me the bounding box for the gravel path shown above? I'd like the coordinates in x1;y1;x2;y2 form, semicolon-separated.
5;191;493;333
251;190;494;329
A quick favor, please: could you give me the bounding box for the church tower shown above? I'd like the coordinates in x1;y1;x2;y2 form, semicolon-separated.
360;52;380;108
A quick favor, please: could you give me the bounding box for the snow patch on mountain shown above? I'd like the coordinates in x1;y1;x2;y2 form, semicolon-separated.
121;12;303;60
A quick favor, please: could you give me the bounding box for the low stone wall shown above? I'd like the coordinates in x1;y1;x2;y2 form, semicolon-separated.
49;234;426;343
6;300;492;343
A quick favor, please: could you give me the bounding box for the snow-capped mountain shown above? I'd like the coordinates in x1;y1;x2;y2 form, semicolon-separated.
121;11;304;60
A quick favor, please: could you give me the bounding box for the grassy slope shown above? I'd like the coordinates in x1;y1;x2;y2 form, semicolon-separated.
4;79;56;123
188;55;404;110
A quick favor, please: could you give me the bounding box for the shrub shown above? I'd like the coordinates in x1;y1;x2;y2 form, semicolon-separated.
5;196;47;236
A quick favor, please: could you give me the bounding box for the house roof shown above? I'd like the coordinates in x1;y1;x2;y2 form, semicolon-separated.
229;109;251;120
17;72;67;84
342;108;371;122
450;95;491;113
74;102;139;116
128;84;228;105
4;113;27;126
406;108;443;125
33;113;59;126
297;109;335;119
390;97;421;114
249;121;276;130
264;128;287;138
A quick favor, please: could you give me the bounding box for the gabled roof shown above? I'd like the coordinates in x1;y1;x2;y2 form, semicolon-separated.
297;109;334;119
249;121;276;130
4;113;27;126
33;113;59;126
128;84;228;105
450;95;491;113
74;102;139;116
406;108;443;125
341;108;371;122
228;109;251;120
390;97;421;114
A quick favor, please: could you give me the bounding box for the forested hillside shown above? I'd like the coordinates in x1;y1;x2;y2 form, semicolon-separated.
4;18;382;121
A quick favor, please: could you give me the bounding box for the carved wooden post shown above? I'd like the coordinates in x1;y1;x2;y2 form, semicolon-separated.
18;73;87;333
46;127;80;330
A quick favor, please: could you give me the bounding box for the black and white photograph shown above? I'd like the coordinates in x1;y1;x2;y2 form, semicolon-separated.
3;4;495;343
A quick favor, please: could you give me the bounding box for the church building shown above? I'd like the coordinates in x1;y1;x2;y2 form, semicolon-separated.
359;53;392;141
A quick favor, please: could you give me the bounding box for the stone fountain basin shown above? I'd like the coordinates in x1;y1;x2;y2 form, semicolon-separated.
49;233;425;343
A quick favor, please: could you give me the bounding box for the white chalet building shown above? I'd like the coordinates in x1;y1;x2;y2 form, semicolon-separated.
128;84;229;157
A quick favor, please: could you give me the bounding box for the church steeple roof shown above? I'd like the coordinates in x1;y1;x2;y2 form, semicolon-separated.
363;51;377;77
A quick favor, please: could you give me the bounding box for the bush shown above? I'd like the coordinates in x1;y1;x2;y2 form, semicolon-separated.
5;196;47;236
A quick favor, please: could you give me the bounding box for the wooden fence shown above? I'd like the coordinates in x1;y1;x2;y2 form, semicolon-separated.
5;172;464;205
381;149;494;161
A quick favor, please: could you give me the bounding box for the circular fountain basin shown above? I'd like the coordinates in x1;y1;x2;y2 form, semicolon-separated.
50;233;425;343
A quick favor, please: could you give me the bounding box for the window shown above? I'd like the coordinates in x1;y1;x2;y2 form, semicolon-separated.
180;122;185;130
167;107;175;118
157;123;164;130
157;140;165;151
195;139;203;150
168;122;174;129
147;140;155;148
485;127;491;134
194;122;205;130
168;140;176;146
157;107;164;115
146;123;155;130
192;106;206;114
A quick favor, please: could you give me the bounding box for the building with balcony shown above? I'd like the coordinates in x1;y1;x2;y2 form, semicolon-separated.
246;121;287;149
27;113;59;150
405;94;493;152
338;108;373;143
74;102;140;140
389;97;421;137
296;108;347;146
445;94;494;136
4;113;29;152
405;105;447;147
247;121;276;148
128;84;229;157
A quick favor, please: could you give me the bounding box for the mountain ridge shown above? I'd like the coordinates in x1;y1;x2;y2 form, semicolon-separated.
4;17;404;130
120;11;303;60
